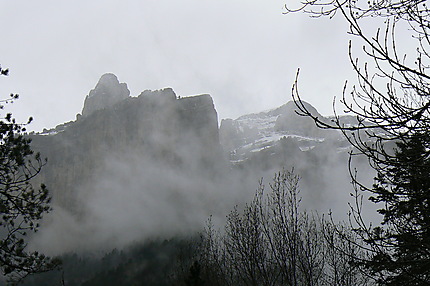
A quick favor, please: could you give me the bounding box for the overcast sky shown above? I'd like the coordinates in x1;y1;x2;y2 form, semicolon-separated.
0;0;354;132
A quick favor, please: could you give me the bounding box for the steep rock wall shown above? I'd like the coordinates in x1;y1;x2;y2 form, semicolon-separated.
30;76;223;213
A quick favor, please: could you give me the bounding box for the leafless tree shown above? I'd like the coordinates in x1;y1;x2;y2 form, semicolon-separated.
288;0;430;167
287;0;430;283
195;169;368;285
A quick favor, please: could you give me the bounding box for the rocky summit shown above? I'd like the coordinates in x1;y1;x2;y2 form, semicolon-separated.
81;73;130;117
31;74;223;213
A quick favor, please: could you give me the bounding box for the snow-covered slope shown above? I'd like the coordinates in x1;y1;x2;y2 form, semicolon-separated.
220;101;345;164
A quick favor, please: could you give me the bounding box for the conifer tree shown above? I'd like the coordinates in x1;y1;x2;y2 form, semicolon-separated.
0;65;57;283
364;133;430;285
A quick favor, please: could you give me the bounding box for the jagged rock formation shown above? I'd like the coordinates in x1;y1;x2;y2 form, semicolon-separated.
81;73;130;117
31;75;223;212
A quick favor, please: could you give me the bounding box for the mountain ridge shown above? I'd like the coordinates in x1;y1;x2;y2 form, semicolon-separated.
27;74;371;255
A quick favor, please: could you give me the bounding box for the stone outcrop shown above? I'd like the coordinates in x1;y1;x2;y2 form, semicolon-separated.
30;75;223;212
81;73;130;117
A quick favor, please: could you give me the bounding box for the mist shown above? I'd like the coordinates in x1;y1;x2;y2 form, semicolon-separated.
26;75;376;257
30;153;250;255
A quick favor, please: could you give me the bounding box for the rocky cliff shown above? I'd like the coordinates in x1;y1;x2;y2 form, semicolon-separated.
31;74;223;212
30;74;359;216
26;74;375;253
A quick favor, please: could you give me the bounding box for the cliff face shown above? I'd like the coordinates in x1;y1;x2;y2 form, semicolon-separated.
27;75;375;253
31;75;223;212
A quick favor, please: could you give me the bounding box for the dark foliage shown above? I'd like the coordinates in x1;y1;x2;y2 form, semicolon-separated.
21;238;199;286
184;261;205;286
0;66;57;283
362;133;430;284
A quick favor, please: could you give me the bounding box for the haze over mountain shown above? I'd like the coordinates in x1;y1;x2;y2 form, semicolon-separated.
28;74;372;255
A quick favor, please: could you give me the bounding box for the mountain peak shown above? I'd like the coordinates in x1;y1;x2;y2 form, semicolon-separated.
266;101;322;118
82;73;130;116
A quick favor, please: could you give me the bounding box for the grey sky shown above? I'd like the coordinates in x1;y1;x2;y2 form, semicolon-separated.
0;0;353;132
